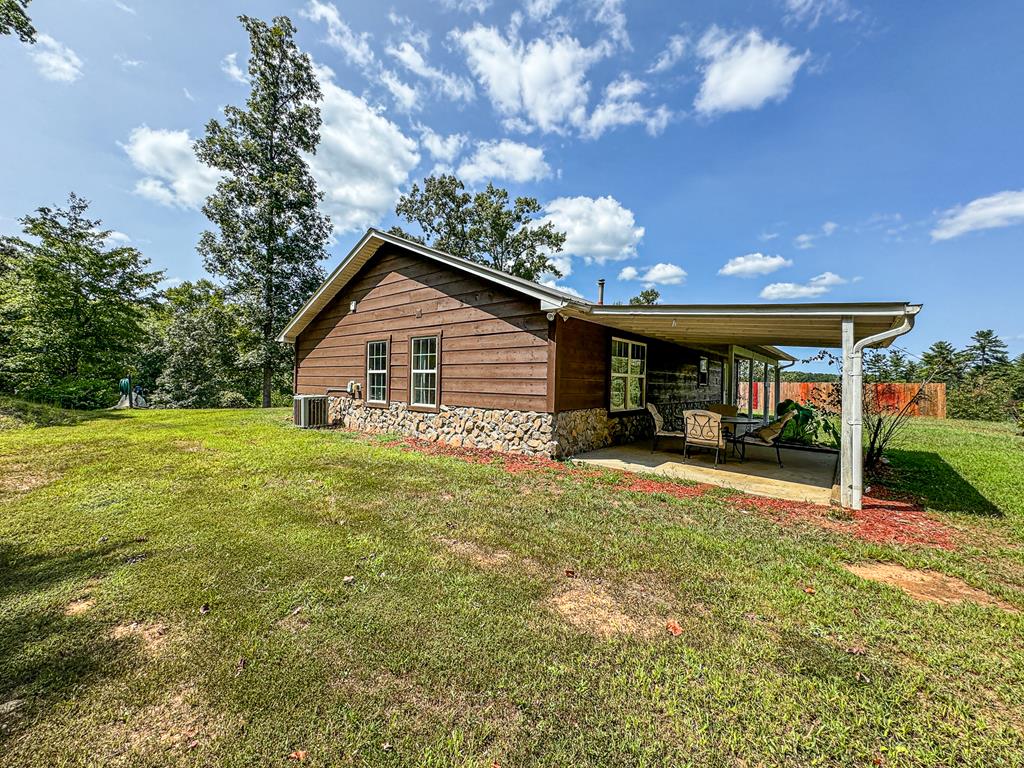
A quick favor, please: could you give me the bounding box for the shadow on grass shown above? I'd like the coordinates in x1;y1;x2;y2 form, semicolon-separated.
881;449;1001;517
0;541;134;742
0;397;129;430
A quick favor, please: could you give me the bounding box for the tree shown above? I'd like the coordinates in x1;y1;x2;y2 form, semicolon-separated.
629;288;660;305
0;0;35;42
393;174;566;281
196;15;330;407
863;348;919;382
966;329;1009;373
919;340;969;385
0;194;162;404
151;281;253;408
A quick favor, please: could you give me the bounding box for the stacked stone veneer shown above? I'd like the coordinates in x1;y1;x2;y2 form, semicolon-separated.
326;396;656;458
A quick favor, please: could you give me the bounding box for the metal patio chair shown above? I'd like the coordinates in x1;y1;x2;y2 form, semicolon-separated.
681;409;726;467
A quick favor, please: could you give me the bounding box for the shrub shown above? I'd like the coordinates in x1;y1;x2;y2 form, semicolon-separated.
948;375;1014;421
218;391;251;409
17;377;118;410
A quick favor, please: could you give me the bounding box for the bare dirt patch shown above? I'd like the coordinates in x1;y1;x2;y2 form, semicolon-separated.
111;621;170;651
844;562;1019;611
439;538;515;569
65;596;96;616
171;439;209;453
546;581;644;639
0;463;55;494
276;607;310;633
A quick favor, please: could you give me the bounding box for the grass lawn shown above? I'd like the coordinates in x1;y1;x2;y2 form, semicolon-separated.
1;401;1023;766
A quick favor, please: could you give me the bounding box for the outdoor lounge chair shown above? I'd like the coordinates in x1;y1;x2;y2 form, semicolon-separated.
647;403;687;453
681;409;726;467
736;410;797;468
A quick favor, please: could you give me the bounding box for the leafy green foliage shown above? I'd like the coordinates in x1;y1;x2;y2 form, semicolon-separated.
196;15;329;407
948;374;1014;421
919;340;971;385
628;288;660;305
0;0;35;43
777;399;839;447
965;329;1009;373
863;348;920;382
394;174;567;280
0;194;162;405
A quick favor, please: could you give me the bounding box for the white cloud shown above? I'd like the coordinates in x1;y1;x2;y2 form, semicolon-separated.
694;26;808;117
524;0;561;21
112;0;136;13
718;252;793;277
121;126;222;209
303;1;375;69
760;271;845;300
584;75;671;139
931;190;1024;241
115;54;143;69
451;24;608;135
386;40;475;102
29;34;84;83
539;277;583;298
648;33;688;74
618;262;687;287
543;195;644;266
436;0;491;12
457;139;551;184
105;230;132;244
379;68;421;112
310;69;421;233
183;87;195;102
794;220;838;249
221;52;247;84
417;125;468;164
759;231;780;241
588;0;630;50
785;0;860;28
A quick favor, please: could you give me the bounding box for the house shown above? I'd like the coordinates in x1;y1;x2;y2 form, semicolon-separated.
279;228;920;510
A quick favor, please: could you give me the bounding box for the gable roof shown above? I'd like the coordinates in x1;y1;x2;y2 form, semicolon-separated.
276;228;587;343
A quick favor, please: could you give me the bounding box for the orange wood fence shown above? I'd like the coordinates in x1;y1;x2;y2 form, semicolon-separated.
738;382;946;418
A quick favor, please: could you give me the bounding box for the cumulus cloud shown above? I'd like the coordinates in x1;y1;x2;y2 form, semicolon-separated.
543;196;644;268
718;252;793;277
121;126;222;209
220;52;247;84
303;0;375;69
588;0;630;49
760;271;845;300
648;33;688;74
931;190;1024;241
539;277;583;298
694;26;808;117
417;125;468;165
584;75;671;139
29;34;84;83
379;69;421;112
524;0;561;21
386;40;475;102
310;69;421;233
457;139;551;184
618;262;687;287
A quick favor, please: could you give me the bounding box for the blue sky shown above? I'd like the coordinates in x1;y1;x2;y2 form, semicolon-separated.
3;0;1024;363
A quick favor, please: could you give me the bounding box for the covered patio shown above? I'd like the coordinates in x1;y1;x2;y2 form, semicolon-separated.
558;301;922;509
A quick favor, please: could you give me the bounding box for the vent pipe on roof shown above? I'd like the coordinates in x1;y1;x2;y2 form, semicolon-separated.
597;279;605;305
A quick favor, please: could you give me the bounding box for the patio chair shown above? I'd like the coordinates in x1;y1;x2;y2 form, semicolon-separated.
647;403;687;453
706;403;739;436
736;410;797;468
681;409;726;467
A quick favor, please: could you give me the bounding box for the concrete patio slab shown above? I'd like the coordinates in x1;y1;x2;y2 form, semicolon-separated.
573;440;838;505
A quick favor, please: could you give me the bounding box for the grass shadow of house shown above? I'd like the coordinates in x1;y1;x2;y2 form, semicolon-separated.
882;449;1001;517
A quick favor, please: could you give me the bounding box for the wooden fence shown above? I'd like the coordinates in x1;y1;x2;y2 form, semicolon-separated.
737;382;946;418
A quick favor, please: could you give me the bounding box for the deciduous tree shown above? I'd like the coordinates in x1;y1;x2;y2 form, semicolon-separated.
196;15;330;407
0;0;34;43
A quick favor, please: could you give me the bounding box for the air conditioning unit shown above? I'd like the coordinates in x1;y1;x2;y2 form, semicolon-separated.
293;395;328;428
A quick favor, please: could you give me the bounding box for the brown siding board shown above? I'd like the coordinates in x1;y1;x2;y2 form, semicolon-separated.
294;248;552;410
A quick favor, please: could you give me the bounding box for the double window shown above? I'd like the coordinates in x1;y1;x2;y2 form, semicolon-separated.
410;336;439;408
610;337;646;412
366;340;389;403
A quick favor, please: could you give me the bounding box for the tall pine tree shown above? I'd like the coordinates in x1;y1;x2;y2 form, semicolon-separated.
196;15;330;407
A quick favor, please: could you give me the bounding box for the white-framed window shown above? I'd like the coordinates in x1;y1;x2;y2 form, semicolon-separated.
366;340;388;403
410;335;439;407
610;337;646;412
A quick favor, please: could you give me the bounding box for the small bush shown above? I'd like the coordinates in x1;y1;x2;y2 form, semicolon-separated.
17;378;118;410
218;391;251;408
948;375;1014;421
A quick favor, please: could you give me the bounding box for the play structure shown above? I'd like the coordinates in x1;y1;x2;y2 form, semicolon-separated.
112;377;147;409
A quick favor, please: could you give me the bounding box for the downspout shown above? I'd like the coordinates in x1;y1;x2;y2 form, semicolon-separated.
847;308;918;509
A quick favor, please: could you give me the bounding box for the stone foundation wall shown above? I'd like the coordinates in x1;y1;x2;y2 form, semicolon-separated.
326;396;655;458
327;395;557;456
551;407;652;457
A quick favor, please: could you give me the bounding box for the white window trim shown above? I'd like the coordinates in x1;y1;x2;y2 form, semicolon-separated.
409;335;439;408
610;336;647;413
366;339;389;404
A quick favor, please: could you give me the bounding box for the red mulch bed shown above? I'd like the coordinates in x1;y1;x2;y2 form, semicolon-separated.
726;490;958;550
380;435;955;550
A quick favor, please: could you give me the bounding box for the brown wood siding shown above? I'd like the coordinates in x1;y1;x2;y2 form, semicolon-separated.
294;247;551;411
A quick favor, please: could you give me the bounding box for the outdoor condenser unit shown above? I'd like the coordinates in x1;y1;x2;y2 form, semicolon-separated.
293;394;328;428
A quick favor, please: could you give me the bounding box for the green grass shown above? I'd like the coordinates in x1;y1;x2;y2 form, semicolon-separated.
1;406;1023;766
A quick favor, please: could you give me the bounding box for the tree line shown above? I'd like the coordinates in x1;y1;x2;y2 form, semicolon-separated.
0;14;565;411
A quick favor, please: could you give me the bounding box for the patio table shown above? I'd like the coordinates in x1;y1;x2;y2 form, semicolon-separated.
720;416;763;456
